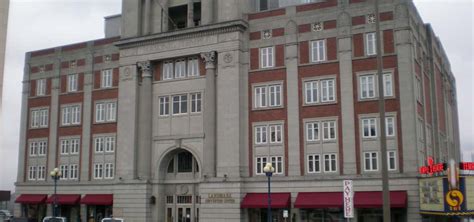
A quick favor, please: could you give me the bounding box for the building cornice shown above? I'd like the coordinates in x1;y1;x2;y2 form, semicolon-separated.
115;20;249;49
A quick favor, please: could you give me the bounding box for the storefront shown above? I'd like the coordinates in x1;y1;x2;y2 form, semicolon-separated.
46;194;81;222
80;194;113;222
241;193;291;222
15;194;48;222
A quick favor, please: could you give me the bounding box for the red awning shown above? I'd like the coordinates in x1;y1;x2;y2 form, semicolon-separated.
241;193;291;208
15;194;47;204
354;191;407;208
80;194;113;205
46;194;81;205
294;192;343;208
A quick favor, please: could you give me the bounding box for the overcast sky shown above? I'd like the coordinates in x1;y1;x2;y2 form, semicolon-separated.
0;0;472;191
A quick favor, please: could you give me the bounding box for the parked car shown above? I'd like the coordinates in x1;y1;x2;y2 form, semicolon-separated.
0;210;13;222
101;218;124;222
42;217;67;222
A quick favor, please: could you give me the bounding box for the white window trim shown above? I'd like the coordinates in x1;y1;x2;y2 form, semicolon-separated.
388;151;397;171
190;92;202;113
269;124;283;144
104;163;115;179
366;32;377;56
385;116;396;137
253;83;283;109
383;73;393;97
171;94;188;115
307;154;321;173
260;47;275;69
310;39;327;62
322;120;337;141
159;96;170;116
36;79;46;96
271;156;284;174
61;104;81;126
101;69;113;88
95;101;117;123
364;151;379;172
306;122;320;142
67;74;78;92
30;108;49;129
94;163;104;179
254;125;268;145
323;153;337;173
362;118;377;138
255;156;268;175
163;60;174;80
304;78;337;105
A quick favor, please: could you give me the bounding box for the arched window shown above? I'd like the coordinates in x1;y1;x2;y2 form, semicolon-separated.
166;150;199;174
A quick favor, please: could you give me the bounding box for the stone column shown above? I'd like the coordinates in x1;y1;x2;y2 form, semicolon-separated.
201;51;217;178
16;55;31;183
201;0;214;25
143;0;151;35
187;0;194;28
48;57;61;175
80;51;94;180
137;61;153;180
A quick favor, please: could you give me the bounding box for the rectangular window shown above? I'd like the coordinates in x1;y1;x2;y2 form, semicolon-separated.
386;117;395;137
94;137;104;153
61;105;81;126
174;59;186;78
60;140;69;155
104;163;114;179
255;125;267;144
362;118;377;138
191;93;202;113
70;139;80;154
321;79;335;102
360;75;375;99
311;39;326;62
105;136;115;153
28;166;36;180
187;57;200;77
60;165;69;180
254;84;283;109
305;81;319;104
260;47;274;68
306;122;319;142
94;164;103;179
30;108;48;128
366;32;376;56
38;141;47;156
271;156;283;174
37;166;46;180
322;121;337;141
29;142;37;156
324;154;337;172
159;96;170;116
307;154;321;173
383;73;393;97
101;69;113;88
416;77;422;102
36;79;46;96
69;164;79;180
172;95;188;115
269;124;282;143
95;101;116;123
364;152;378;171
67;74;78;92
388;151;396;171
268;85;282;107
163;61;174;80
256;157;268;175
254;86;267;108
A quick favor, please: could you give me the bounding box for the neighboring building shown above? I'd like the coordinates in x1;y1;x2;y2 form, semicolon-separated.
0;0;9;117
14;0;461;222
0;191;10;210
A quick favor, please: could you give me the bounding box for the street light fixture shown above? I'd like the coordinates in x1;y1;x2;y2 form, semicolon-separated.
50;168;61;217
263;162;275;222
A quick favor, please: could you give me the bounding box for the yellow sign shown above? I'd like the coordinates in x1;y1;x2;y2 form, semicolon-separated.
446;189;464;211
466;177;474;211
419;177;444;212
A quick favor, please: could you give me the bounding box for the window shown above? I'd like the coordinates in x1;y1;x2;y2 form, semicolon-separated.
28;166;37;180
305;81;319;104
255;125;267;144
269;85;282;107
254;84;282;109
163;61;174;80
254;86;267;108
67;74;78;92
388;151;396;171
29;142;38;156
60;140;69;155
101;69;113;88
260;47;274;68
256;157;268;175
187;57;200;77
37;166;46;180
94;136;115;153
383;74;393;97
30;108;48;128
94;137;104;153
307;154;321;173
366;32;376;56
69;164;79;180
172;95;188;115
311;40;326;62
95;101;116;123
324;154;337;172
416;77;422;103
360;75;375;99
322;121;337;141
362;118;377;138
177;152;193;173
174;59;186;78
271;156;283;174
364;152;378;171
105;137;115;152
38;141;47;156
269;124;282;143
94;164;103;179
104;163;114;179
191;93;202;113
60;165;69;180
61;105;81;126
386;117;395;137
305;79;336;104
159;96;170;116
321;79;335;102
306;122;319;142
36;79;46;96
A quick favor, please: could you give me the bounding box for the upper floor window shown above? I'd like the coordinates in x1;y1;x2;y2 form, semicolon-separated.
61;105;81;126
59;165;69;180
60;138;80;155
36;79;46;96
254;84;282;108
104;163;115;179
37;166;46;180
255;124;283;144
162;57;200;80
416;77;422;103
191;93;202;113
172;95;188;115
29;165;46;181
175;59;186;79
311;40;326;62
307;154;320;173
94;136;115;153
29;140;47;156
257;0;316;11
67;74;78;92
364;152;378;171
69;164;79;180
306;120;337;141
366;32;376;56
260;47;274;68
159;96;170;116
270;156;283;174
322;121;337;141
359;73;393;100
187;57;200;77
388;151;397;171
163;61;174;80
101;69;113;88
383;74;393;97
30;108;48;128
28;166;37;181
93;163;103;179
304;78;336;104
256;156;283;175
323;154;337;172
362;116;395;138
95;101;116;123
386;117;395;137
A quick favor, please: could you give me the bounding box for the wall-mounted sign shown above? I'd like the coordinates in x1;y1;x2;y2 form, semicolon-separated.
205;193;235;204
460;162;474;171
419;156;446;175
343;180;354;218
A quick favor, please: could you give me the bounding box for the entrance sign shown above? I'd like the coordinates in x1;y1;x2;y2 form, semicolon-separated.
343;180;354;218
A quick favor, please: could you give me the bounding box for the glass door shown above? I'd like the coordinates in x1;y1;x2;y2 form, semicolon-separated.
177;207;192;222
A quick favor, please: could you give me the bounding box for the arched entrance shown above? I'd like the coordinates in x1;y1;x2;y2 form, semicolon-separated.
158;148;201;222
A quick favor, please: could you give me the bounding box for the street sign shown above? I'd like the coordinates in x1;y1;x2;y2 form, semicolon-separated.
343;180;354;218
283;210;288;218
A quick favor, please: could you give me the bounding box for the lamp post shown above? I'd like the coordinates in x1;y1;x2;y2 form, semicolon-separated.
263;162;275;222
50;168;61;217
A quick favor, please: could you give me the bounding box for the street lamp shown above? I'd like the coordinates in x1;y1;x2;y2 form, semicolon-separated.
50;168;61;217
263;162;275;222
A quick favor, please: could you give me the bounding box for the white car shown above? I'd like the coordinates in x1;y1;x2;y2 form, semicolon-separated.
0;210;13;222
101;218;124;222
42;216;67;222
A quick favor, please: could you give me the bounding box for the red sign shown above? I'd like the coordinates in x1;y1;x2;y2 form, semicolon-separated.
460;162;474;171
419;156;446;175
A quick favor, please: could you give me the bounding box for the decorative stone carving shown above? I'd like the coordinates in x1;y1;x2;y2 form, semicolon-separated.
367;13;376;24
337;11;351;27
137;61;152;78
70;60;76;68
262;30;272;39
312;22;324;32
223;53;233;63
201;51;216;69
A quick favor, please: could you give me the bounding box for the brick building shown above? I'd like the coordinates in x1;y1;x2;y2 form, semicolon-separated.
14;0;461;222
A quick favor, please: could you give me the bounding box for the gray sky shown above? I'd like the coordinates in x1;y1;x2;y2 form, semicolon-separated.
0;0;472;191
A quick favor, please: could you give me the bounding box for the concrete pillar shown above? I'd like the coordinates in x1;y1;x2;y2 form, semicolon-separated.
200;51;217;178
80;52;94;180
48;57;61;175
187;0;194;28
17;54;31;183
143;0;151;35
201;0;214;25
137;61;153;179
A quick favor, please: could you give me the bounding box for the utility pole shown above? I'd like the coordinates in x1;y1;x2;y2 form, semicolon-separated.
374;0;391;221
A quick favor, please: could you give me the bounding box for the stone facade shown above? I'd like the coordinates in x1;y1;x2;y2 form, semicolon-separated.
15;0;460;222
0;0;9;117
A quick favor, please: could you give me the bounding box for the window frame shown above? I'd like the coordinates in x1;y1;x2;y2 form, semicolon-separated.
310;39;327;62
30;108;49;129
159;96;170;116
36;79;46;96
95;101;117;123
383;73;393;97
362;118;377;138
69;164;79;180
191;92;202;113
323;153;337;173
260;46;275;69
366;32;377;56
172;94;188;115
174;59;187;79
94;163;103;179
187;57;200;77
254;125;268;145
307;154;321;173
67;74;78;92
322;120;337;141
101;69;113;88
37;166;46;180
385;116;396;137
388;151;397;171
306;122;320;142
104;163;115;179
364;151;378;171
269;124;283;144
163;60;174;80
271;156;284;174
28;166;37;181
61;104;81;126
